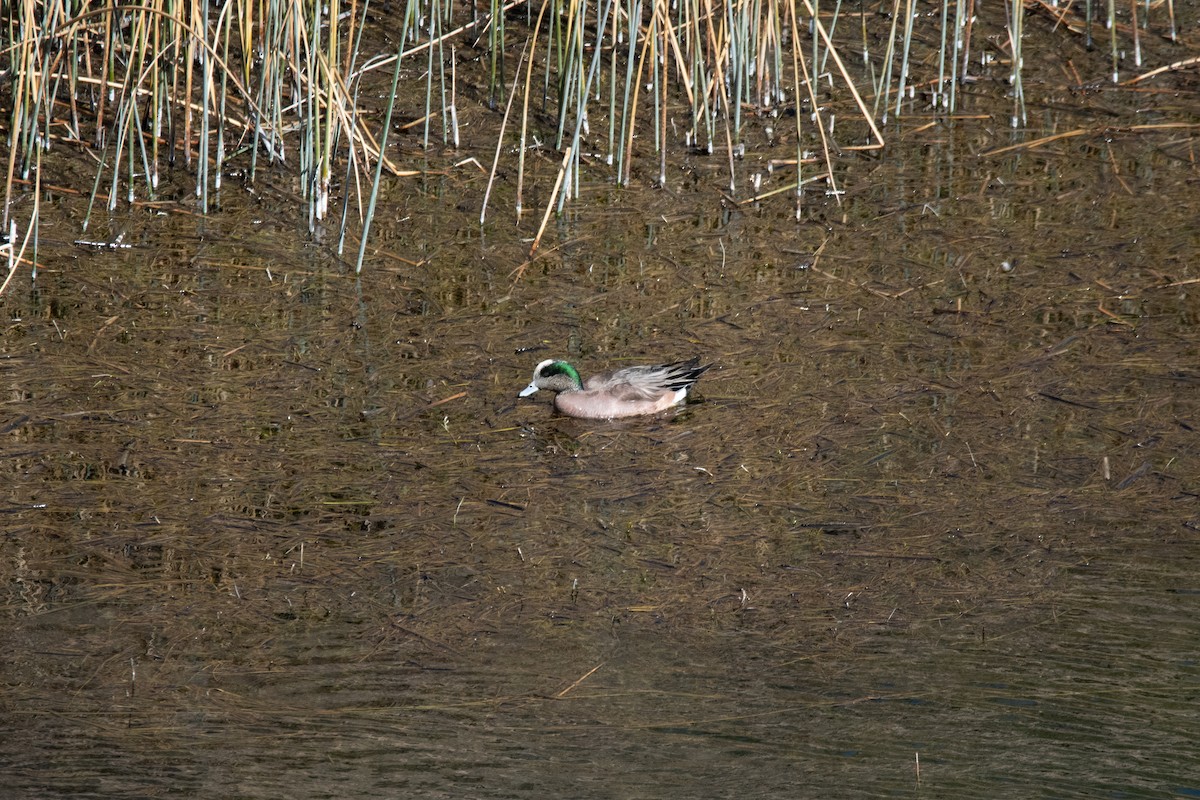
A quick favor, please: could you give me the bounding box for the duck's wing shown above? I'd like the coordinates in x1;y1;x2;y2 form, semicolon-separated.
584;358;711;399
585;365;670;400
609;382;668;402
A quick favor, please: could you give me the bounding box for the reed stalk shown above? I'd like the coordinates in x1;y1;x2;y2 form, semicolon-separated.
1108;0;1119;82
356;44;404;273
0;0;1170;287
1007;0;1026;127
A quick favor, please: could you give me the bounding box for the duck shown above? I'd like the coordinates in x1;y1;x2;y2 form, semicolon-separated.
518;357;711;419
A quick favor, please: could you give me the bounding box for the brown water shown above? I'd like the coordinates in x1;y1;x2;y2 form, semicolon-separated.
4;15;1200;800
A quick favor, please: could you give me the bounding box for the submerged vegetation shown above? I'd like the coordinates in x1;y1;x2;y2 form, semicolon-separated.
0;0;1192;285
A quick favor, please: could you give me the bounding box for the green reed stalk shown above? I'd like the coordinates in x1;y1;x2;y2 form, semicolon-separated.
559;0;614;208
489;0;505;105
438;14;451;144
10;6;34;183
237;0;253;86
760;0;771;104
201;4;218;212
679;0;692;151
517;0;552;217
126;97;137;203
450;46;460;146
355;44;404;274
1008;0;1025;127
657;7;668;186
697;0;714;153
874;0;900;121
858;0;868;64
149;2;161;187
82;140;103;228
64;7;83;143
4;2;30;233
423;0;437;147
895;0;914;119
786;0;804;218
650;3;661;164
728;0;744;144
336;95;359;256
187;2;201;167
481;38;528;223
799;0;858;184
167;0;183;168
104;20;134;210
810;0;820;89
615;0;640;179
935;0;948;111
97;6;112;148
130;88;156;200
104;124;121;212
1129;0;1140;67
516;34;534;216
217;5;233;192
323;0;341;217
248;0;270;180
1;146;39;295
606;5;616;164
768;0;786;107
305;0;320;221
1107;0;1118;82
619;0;651;185
948;0;964;113
546;0;562;106
958;0;975;96
553;0;581;150
705;0;723;156
816;0;842;78
346;0;371;77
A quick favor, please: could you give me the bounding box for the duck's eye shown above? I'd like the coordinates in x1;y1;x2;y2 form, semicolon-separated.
541;363;570;378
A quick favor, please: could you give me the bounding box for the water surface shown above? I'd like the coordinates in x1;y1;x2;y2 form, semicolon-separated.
3;20;1200;798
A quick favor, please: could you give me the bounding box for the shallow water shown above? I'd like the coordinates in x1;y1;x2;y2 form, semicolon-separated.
4;12;1200;798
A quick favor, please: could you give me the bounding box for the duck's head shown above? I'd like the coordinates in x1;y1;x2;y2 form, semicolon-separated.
519;359;584;396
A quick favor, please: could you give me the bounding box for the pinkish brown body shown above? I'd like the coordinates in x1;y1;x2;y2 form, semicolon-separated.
518;358;710;419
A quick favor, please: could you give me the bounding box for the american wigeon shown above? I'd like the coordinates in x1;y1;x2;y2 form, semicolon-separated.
518;357;711;419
